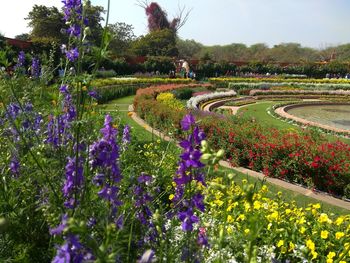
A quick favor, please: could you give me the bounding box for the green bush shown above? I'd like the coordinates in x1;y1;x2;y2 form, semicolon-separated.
172;88;193;100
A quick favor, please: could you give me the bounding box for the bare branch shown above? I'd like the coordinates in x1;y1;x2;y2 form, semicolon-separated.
135;0;149;9
174;4;192;31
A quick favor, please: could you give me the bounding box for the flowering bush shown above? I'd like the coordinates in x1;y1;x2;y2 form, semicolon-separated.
1;2;349;262
203;177;350;262
187;90;237;109
135;86;350;198
156;92;184;110
227;81;350;91
249;89;350;96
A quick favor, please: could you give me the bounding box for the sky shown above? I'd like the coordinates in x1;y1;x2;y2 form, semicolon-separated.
1;0;350;48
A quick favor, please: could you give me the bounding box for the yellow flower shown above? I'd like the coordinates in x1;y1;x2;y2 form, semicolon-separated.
327;252;336;259
168;194;174;201
288;242;295;252
311;250;318;260
236;214;246;222
244;229;250;235
312;203;321;209
227;215;234;223
306;239;315;251
261;185;268;193
299;226;306;234
321;230;329;239
326;259;333;263
253;200;261;210
319;213;332;224
227;226;233;234
285;209;292;215
277;240;284;248
335;232;345;240
267;211;279;222
335;216;344;226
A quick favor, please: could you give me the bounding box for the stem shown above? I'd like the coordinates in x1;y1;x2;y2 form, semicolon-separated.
1;97;62;210
92;0;111;75
127;220;134;263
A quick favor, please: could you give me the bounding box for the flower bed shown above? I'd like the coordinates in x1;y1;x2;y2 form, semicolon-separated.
210;77;350;85
186;90;237;109
227;81;350;91
134;85;350;199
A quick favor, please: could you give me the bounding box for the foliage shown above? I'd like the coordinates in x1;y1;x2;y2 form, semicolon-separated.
143;55;175;73
172;88;193;100
131;29;178;57
108;22;136;56
156;92;184;110
135;86;350;198
26;5;66;43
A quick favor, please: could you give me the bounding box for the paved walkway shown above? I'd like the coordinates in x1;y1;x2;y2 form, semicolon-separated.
129;105;350;210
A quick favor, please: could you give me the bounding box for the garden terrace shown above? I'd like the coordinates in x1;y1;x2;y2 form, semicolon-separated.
134;84;350;200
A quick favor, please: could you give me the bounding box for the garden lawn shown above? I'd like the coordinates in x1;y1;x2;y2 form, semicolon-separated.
217;167;349;216
99;95;154;142
237;101;350;144
102;98;349;215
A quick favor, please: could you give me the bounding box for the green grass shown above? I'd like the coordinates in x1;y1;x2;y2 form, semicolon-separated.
100;97;349;215
99;95;154;142
238;101;350;144
224;168;349;215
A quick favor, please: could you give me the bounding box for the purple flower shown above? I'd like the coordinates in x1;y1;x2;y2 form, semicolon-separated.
66;48;79;62
10;154;20;176
122;125;131;146
178;208;199;231
50;214;68;235
89;115;122;212
67;24;81;37
88;90;98;99
15;51;25;69
6;103;21;119
31;57;40;78
172;115;207;234
62;156;84;209
59;85;69;94
181;114;195;131
52;234;91;263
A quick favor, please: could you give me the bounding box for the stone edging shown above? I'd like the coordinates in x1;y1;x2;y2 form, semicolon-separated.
128;105;350;210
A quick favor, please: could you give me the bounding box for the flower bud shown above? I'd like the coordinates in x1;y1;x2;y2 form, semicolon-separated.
201;153;212;160
216;149;224;158
84;27;91;37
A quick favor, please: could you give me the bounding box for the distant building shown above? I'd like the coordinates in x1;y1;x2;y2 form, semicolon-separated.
4;37;32;50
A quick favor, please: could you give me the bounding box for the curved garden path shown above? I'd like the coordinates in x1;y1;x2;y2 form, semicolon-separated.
128;105;350;210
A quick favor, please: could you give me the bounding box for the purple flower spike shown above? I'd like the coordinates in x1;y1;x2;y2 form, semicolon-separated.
31;57;40;78
66;48;79;62
67;24;81;37
50;214;68;235
181;114;195;131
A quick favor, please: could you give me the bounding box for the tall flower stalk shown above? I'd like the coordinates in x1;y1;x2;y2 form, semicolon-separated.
172;114;208;261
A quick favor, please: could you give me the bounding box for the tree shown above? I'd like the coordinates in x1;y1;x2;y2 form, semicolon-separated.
15;33;31;41
131;29;178;57
108;22;136;56
83;0;105;46
26;5;65;43
176;39;203;59
137;1;190;33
